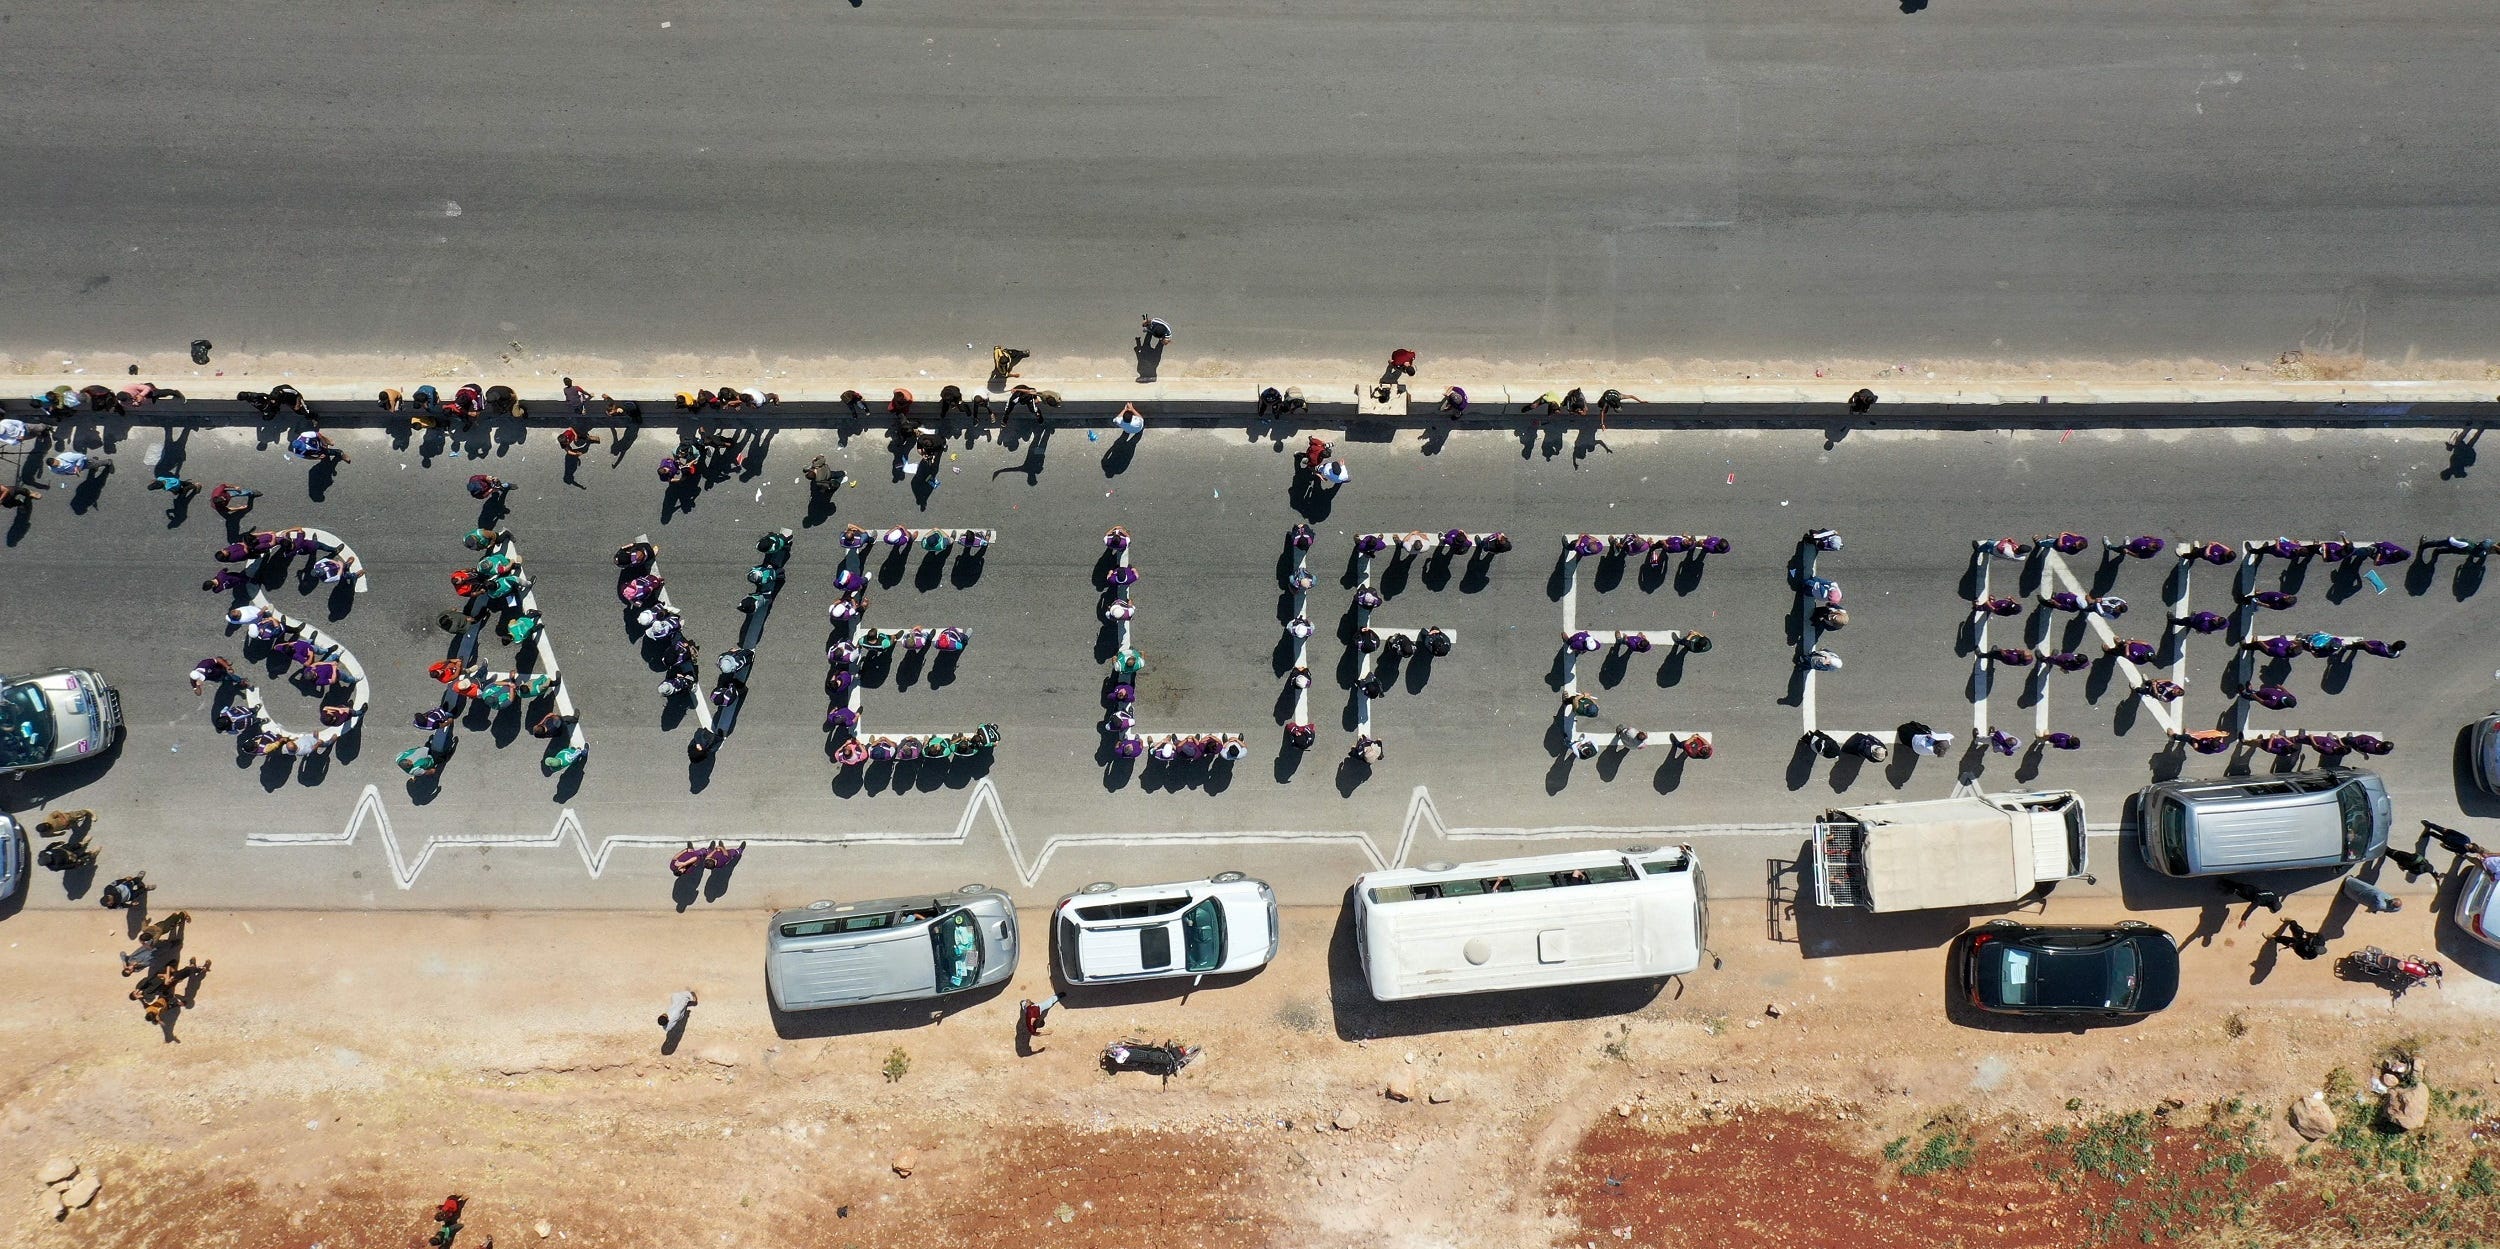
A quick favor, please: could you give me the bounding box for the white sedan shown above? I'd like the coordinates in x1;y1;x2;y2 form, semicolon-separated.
1052;873;1279;985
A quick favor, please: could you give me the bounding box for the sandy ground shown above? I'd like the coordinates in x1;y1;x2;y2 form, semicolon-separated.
5;898;2496;1249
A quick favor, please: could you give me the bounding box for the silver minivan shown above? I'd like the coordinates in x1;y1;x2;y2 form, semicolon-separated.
766;886;1019;1011
2137;768;2392;877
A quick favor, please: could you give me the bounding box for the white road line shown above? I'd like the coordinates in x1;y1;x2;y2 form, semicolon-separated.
253;781;1838;889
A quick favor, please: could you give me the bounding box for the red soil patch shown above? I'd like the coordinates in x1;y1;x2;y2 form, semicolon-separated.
783;1128;1282;1249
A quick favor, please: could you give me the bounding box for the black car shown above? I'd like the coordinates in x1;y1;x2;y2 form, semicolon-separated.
1956;920;2180;1018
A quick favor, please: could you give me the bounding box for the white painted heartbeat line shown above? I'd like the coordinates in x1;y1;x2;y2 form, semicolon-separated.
247;783;1785;889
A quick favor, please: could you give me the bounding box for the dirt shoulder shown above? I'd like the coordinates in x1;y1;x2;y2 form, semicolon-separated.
2;900;2492;1249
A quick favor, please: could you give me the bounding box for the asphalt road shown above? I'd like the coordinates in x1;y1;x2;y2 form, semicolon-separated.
5;2;2498;363
4;415;2499;916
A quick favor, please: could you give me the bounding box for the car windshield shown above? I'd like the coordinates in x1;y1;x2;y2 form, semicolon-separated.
2336;784;2374;859
0;683;52;768
2002;938;2138;1010
929;909;982;991
1180;898;1226;972
2154;800;2191;875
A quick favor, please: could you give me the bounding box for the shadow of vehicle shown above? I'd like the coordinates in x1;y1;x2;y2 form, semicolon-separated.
767;977;1012;1040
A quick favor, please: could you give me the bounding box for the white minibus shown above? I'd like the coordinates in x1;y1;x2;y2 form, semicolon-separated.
1353;846;1707;1002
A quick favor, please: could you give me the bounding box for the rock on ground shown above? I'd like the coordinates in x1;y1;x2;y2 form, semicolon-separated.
2289;1092;2337;1141
36;1157;77;1186
61;1173;101;1209
2385;1085;2430;1133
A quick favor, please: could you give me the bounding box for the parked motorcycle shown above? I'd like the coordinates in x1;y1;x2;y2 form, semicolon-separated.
2343;945;2443;996
1102;1038;1201;1084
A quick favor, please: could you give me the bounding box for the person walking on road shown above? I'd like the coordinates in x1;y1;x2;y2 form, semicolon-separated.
658;987;697;1032
2266;919;2330;961
2216;877;2283;925
1137;315;1174;351
467;474;512;501
2381;843;2436;878
100;872;153;910
2340;873;2403;913
208;482;261;518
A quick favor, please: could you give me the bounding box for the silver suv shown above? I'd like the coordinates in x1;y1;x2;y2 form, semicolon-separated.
0;669;123;778
2138;769;2391;877
767;886;1019;1011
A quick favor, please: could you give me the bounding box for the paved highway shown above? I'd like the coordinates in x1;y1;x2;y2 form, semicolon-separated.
4;415;2497;914
5;2;2497;363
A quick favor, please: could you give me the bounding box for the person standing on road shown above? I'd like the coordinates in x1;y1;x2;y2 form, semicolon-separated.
658;987;697;1032
1113;402;1146;437
1020;994;1059;1040
557;424;601;468
467;474;512;501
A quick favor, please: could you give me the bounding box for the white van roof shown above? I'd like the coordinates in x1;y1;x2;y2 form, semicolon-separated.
1356;849;1701;1001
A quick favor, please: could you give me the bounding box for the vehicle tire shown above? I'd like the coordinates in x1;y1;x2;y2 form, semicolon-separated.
1081;881;1118;894
954;882;988;896
1210;870;1247;884
2115;919;2149;930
